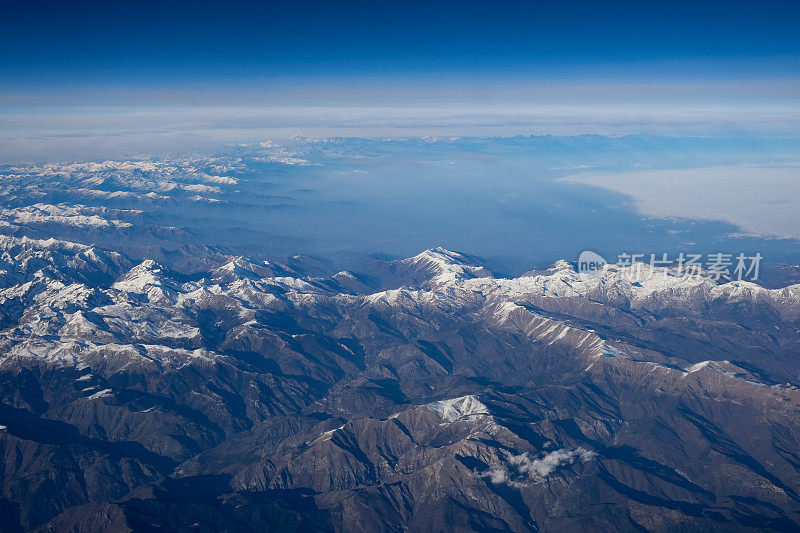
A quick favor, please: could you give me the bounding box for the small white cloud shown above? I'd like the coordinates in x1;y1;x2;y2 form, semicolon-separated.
508;447;597;477
481;447;597;485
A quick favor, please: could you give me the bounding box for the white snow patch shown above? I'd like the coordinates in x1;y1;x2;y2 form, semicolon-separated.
686;361;712;374
426;395;490;421
309;423;347;445
87;388;113;400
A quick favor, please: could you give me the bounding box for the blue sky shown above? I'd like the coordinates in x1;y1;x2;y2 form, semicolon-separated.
3;0;799;86
1;0;799;159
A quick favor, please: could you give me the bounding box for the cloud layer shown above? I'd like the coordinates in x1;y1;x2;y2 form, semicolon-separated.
2;77;799;161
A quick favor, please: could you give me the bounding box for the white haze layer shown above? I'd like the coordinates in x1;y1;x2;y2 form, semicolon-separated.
561;165;800;239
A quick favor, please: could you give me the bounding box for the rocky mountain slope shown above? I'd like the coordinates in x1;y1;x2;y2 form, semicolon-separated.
0;238;799;531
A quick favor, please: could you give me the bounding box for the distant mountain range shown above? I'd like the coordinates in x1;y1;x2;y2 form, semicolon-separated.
0;236;798;530
4;137;800;268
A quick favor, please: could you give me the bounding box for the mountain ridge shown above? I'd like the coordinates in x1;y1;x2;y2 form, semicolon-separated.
0;239;799;531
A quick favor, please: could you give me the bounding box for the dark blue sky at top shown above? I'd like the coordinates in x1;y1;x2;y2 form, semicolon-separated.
2;0;799;89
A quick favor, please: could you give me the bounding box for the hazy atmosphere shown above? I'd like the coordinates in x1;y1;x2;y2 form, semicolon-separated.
2;1;800;531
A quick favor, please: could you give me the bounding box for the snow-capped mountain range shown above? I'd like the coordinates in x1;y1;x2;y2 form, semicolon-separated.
0;236;799;530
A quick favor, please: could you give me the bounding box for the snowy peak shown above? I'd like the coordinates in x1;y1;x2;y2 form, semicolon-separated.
396;247;493;286
426;395;491;421
0;235;129;287
212;258;263;281
110;260;187;301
